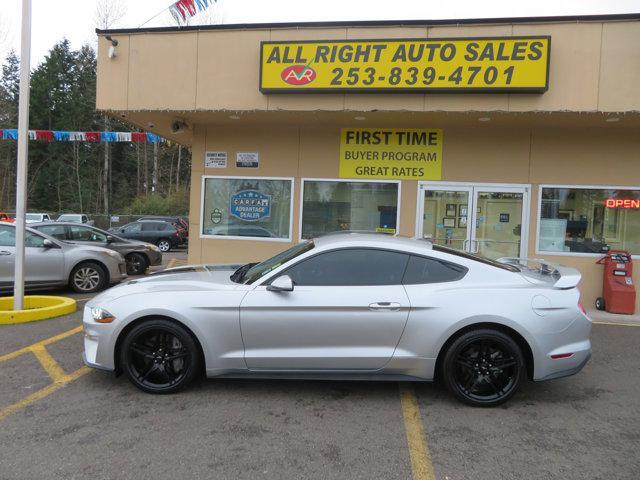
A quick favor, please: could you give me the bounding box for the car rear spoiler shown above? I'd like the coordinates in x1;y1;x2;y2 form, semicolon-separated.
497;257;582;289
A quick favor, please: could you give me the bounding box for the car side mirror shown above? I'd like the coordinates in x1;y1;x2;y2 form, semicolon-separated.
43;239;58;249
106;235;115;243
267;275;294;292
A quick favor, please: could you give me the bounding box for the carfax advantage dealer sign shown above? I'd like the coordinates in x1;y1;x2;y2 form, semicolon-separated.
260;37;550;93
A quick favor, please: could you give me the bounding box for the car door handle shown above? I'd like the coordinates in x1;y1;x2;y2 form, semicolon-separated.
369;302;401;311
0;251;12;256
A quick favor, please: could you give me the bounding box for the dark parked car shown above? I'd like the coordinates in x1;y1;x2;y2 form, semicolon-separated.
111;220;182;252
137;216;188;243
31;222;162;275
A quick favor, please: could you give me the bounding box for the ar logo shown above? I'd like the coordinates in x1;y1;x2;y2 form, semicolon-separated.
281;65;316;85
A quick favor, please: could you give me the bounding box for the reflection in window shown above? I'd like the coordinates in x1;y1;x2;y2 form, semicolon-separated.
202;177;292;239
539;187;640;254
301;180;399;239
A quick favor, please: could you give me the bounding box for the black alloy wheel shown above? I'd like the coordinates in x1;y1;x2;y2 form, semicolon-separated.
126;252;148;276
442;329;525;407
120;319;200;394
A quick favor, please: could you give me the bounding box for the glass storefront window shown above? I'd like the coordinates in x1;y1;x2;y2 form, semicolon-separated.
301;180;399;239
538;187;640;255
201;177;293;240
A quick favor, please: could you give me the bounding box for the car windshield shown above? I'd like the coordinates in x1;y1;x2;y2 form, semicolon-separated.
234;241;315;284
26;214;40;220
432;245;521;272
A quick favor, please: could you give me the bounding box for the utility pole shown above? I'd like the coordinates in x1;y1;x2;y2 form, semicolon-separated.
13;0;32;310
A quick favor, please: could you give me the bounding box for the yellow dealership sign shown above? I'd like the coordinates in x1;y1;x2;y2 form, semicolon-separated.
339;129;443;180
260;37;550;93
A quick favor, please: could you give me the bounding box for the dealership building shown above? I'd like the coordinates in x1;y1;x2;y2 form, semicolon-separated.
96;14;640;311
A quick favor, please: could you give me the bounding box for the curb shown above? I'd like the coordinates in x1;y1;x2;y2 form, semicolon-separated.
0;296;77;325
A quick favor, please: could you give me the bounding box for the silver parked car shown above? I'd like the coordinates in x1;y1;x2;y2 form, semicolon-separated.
0;222;127;293
30;222;162;276
25;213;52;223
83;233;592;406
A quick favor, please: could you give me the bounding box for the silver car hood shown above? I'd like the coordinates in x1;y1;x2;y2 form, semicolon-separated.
91;263;243;303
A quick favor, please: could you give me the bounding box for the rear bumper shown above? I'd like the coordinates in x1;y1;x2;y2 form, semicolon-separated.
535;350;591;381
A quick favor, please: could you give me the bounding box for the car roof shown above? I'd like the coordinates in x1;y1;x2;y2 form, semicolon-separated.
313;232;433;253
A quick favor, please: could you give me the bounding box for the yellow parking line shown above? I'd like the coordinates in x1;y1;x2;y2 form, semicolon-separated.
0;366;91;422
399;383;436;480
166;258;177;268
0;326;83;363
592;321;640;327
31;345;67;382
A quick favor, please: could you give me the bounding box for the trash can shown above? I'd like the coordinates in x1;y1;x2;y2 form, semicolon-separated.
595;250;636;314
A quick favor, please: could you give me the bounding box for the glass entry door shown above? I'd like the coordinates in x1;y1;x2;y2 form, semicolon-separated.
418;183;529;259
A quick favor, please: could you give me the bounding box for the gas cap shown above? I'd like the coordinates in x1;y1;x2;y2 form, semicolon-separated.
531;295;552;317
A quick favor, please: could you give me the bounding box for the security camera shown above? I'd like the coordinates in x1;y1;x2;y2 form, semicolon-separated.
171;120;188;134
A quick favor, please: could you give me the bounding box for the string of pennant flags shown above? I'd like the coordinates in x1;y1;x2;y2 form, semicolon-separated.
0;129;164;143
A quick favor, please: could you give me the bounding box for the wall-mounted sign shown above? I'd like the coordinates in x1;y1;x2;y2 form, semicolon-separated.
260;36;550;93
339;128;442;180
605;198;640;209
230;190;271;221
500;213;510;223
236;152;259;168
205;151;227;168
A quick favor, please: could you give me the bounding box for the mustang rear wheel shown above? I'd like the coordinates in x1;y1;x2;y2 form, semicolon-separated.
120;319;200;394
442;329;525;407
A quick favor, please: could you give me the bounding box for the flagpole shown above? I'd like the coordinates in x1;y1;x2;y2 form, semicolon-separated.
13;0;32;311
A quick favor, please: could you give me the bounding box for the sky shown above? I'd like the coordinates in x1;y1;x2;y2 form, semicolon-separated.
1;0;639;66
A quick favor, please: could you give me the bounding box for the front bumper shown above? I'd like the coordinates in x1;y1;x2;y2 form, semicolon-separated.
107;261;128;285
82;306;117;371
146;249;162;266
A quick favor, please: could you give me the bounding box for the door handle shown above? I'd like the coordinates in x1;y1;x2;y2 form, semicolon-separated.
369;302;401;311
0;251;12;256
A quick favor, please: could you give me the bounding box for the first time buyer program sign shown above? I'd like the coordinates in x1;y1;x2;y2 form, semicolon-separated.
260;37;550;92
339;128;443;180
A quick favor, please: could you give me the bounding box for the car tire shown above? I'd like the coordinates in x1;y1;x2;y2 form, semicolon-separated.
126;253;148;276
595;297;605;311
69;261;107;293
442;329;526;407
157;238;171;252
120;319;201;394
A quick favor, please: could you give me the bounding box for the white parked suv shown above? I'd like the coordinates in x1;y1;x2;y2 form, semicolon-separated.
26;213;53;223
57;213;94;226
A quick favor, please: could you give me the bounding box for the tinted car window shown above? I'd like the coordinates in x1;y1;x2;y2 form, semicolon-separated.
141;222;160;232
70;226;107;242
284;248;409;286
0;225;15;246
123;223;142;233
37;224;67;240
402;255;468;285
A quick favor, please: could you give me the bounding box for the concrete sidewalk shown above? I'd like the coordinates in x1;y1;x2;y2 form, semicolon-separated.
587;309;640;325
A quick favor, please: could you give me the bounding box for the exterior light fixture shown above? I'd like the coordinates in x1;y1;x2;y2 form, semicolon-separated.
105;36;118;59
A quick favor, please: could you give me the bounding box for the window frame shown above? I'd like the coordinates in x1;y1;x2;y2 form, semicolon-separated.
298;178;402;241
535;184;640;259
200;175;295;243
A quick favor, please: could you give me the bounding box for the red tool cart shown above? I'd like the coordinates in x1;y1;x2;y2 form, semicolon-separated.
595;250;636;314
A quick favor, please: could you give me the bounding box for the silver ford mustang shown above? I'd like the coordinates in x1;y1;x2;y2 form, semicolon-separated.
83;233;592;407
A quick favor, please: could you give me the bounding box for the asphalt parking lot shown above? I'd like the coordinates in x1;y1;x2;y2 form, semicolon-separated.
1;261;639;480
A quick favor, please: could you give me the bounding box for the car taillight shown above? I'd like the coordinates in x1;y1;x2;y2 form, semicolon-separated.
578;302;586;315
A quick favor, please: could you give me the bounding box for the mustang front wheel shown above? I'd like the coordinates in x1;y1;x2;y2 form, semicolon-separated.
120;319;200;394
442;329;525;407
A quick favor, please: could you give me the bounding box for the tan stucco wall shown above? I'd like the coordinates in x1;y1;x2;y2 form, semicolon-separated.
188;124;640;311
97;20;640;114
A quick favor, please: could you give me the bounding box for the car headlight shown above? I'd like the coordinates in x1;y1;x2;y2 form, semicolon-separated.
90;307;115;324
